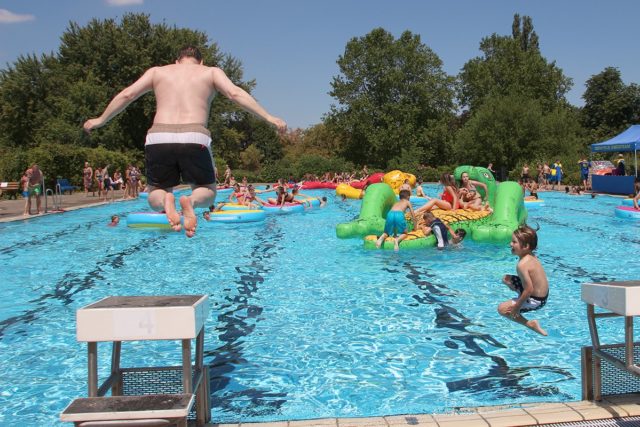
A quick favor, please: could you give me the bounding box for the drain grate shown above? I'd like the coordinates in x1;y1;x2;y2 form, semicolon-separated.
530;416;640;427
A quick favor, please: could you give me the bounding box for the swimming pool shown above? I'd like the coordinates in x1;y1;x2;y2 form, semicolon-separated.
0;187;638;425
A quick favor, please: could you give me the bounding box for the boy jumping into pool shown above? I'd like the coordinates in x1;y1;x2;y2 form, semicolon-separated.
375;189;416;251
498;224;549;336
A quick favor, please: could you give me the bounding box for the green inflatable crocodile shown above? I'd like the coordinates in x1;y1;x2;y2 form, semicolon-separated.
336;166;527;248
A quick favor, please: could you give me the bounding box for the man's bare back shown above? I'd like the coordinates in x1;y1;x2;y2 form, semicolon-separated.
151;63;217;125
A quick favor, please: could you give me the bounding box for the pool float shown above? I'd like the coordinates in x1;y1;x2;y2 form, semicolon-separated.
621;198;635;207
301;181;338;190
217;202;256;211
384;170;416;193
524;199;545;208
127;212;179;229
206;209;266;223
216;186;234;197
614;205;640;219
338;166;526;246
295;196;321;208
350;172;385;189
363;208;492;250
262;202;305;214
336;183;363;199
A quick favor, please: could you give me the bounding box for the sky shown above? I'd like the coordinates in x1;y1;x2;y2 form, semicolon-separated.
0;0;639;130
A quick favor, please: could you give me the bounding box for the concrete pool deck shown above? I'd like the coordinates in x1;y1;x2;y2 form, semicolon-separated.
203;393;640;426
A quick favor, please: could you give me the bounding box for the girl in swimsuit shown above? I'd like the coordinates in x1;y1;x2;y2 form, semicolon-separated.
242;185;266;208
458;172;491;211
415;173;459;215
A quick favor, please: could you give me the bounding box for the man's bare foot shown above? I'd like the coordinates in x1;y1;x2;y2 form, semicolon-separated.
164;193;181;232
394;239;400;252
527;320;548;336
375;236;384;249
180;195;197;238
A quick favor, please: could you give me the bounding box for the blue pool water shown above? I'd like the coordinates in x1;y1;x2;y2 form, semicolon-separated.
0;187;639;425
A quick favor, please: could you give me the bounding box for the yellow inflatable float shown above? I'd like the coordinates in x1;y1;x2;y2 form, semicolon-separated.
383;170;416;193
335;183;364;199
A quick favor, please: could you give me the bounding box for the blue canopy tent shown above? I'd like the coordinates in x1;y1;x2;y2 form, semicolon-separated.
590;125;639;175
590;125;639;194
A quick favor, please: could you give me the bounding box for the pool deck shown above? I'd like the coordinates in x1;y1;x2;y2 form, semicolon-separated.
3;188;638;425
203;393;640;426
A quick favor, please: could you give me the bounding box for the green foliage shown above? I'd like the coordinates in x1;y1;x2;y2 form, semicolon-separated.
581;67;640;139
327;28;455;169
457;14;572;112
0;13;266;182
453;93;586;172
240;145;264;171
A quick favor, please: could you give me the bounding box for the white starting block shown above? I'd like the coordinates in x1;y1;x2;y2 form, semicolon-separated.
581;281;640;400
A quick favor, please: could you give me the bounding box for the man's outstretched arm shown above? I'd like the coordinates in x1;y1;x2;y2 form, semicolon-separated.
211;67;287;133
83;68;155;132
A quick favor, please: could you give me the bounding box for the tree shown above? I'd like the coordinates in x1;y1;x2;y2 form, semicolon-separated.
457;14;571;113
454;14;583;171
327;28;455;168
581;67;640;139
454;93;585;172
0;13;265;181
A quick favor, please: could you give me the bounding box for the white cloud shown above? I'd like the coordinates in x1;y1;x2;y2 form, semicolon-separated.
0;9;35;24
106;0;144;6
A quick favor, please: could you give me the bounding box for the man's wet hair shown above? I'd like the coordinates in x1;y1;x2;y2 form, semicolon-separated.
455;229;466;239
399;189;411;200
177;46;203;62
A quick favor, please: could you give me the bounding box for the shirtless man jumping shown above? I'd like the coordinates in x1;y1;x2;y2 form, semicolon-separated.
83;46;286;237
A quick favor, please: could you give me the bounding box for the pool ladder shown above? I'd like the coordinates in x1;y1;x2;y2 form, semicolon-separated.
43;175;62;212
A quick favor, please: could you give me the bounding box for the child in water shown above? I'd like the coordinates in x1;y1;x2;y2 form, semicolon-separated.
375;189;416;251
497;224;549;336
420;212;466;249
108;215;119;227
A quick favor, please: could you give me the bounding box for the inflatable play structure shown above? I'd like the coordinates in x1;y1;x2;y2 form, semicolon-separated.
336;166;527;249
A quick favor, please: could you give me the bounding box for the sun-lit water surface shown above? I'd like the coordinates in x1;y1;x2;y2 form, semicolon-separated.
0;187;639;425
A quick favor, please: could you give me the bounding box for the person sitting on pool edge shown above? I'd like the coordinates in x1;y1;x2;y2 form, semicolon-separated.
498;224;548;336
420;212;466;249
375;189;416;251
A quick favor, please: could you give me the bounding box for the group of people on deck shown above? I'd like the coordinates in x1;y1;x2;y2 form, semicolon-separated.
82;162;143;201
